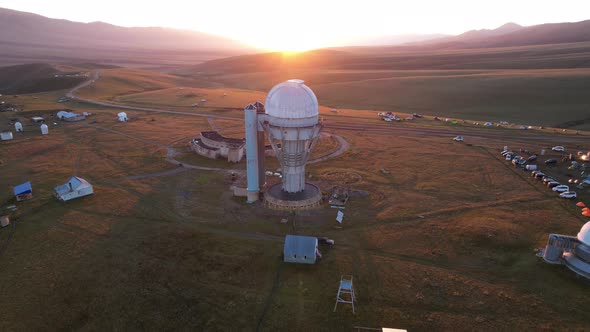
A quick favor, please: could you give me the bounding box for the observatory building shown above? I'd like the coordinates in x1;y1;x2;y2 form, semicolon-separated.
190;131;245;163
541;221;590;279
244;79;323;209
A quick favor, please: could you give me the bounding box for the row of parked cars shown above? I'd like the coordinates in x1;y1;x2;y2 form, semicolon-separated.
500;149;577;199
530;170;577;199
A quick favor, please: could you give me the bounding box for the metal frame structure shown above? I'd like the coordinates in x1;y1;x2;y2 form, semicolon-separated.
540;222;590;279
334;274;356;314
262;122;322;193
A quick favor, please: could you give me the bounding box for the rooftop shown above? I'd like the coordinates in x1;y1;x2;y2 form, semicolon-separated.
201;131;245;148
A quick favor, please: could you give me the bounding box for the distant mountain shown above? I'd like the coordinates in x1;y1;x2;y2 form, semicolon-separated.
0;7;255;67
415;20;590;49
454;22;524;41
471;20;590;48
344;34;449;47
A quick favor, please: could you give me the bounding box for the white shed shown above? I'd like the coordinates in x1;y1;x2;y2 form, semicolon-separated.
15;122;23;132
283;235;319;264
54;176;94;201
40;124;48;135
1;131;13;140
117;112;128;122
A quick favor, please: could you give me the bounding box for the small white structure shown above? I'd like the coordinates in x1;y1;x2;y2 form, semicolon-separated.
15;122;23;132
1;131;13;140
0;215;9;227
484;122;493;127
334;275;356;314
54;176;94;201
117;112;128;122
283;235;319;264
40;124;48;135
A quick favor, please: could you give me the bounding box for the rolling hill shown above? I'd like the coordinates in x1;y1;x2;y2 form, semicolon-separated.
182;19;590;130
437;20;590;49
0;63;88;94
0;7;254;67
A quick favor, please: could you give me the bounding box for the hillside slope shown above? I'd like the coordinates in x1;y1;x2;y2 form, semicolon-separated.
0;7;254;67
0;63;86;94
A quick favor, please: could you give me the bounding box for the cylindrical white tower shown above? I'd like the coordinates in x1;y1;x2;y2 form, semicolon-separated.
244;103;259;202
40;124;48;135
15;122;23;132
262;79;322;193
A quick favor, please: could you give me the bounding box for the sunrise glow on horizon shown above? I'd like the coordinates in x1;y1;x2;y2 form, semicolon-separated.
1;0;590;52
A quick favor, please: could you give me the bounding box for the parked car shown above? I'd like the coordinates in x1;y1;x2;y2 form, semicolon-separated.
559;191;577;199
452;136;464;142
545;159;557;165
547;181;560;188
552;185;569;193
531;170;543;177
534;172;546;179
512;158;521;166
501;151;512;156
527;155;538;162
552;146;565;152
542;176;555;184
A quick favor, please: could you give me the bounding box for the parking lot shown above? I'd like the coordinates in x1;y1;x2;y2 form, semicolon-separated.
501;146;589;202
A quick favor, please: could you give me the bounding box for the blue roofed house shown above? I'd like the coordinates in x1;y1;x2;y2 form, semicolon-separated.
13;181;33;201
54;176;94;201
283;235;320;264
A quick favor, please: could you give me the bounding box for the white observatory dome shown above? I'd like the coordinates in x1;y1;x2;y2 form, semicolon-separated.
578;221;590;245
265;79;318;119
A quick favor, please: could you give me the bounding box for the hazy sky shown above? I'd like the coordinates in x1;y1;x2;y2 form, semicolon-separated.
1;0;589;51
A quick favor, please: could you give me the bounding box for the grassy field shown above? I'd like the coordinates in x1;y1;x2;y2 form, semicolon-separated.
75;68;195;101
181;68;590;131
178;42;590;130
1;71;590;331
116;86;267;110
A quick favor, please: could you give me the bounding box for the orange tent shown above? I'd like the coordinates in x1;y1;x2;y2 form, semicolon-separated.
583;211;590;217
577;202;587;207
582;207;590;212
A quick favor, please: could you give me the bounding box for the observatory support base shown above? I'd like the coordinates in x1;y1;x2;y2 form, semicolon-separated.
246;191;259;203
264;183;322;211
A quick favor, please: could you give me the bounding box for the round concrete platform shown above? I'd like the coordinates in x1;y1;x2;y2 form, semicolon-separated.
264;183;322;210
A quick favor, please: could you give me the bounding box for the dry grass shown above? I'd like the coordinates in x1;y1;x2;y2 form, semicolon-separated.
1;74;589;331
187;68;590;130
76;68;192;101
